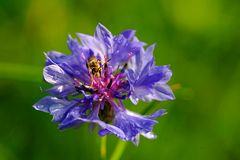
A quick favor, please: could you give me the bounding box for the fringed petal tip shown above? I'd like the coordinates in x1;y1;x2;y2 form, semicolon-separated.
95;107;166;145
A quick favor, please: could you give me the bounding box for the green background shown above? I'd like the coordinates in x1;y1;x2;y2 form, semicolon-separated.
0;0;240;159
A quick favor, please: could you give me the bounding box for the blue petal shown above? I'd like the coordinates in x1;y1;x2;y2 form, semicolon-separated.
113;109;158;145
94;23;113;50
145;109;167;119
45;51;67;66
95;120;126;140
131;44;155;79
33;96;77;122
98;129;109;136
77;33;106;60
68;35;85;56
43;64;73;85
45;48;91;84
127;44;175;103
152;83;175;100
109;35;145;67
137;65;172;86
127;44;154;77
129;83;174;103
59;103;125;139
44;84;76;98
58;106;88;129
121;30;136;39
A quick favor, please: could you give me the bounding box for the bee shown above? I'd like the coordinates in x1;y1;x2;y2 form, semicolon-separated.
86;56;102;78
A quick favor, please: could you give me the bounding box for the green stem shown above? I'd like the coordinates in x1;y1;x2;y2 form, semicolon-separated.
100;136;107;160
141;101;157;115
110;140;127;160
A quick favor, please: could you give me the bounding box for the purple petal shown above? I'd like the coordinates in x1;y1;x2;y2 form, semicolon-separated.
128;44;155;78
129;83;175;102
46;49;91;84
59;106;88;129
113;109;158;145
145;109;167;119
44;84;76;98
153;83;175;100
121;30;136;39
67;35;85;57
94;23;113;49
45;51;67;66
98;129;109;136
137;65;172;86
59;104;126;139
127;43;175;103
77;33;106;60
95;120;126;139
143;44;155;65
43;64;73;85
33;96;77;122
110;35;145;67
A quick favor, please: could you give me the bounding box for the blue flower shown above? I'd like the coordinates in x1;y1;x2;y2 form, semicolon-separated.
33;23;174;145
127;40;175;104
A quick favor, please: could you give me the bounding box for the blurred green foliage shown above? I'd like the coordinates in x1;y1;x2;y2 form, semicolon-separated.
0;0;240;159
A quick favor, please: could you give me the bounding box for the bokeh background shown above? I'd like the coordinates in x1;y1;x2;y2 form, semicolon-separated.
0;0;240;159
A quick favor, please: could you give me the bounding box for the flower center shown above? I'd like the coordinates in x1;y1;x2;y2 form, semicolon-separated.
90;61;129;101
73;56;130;103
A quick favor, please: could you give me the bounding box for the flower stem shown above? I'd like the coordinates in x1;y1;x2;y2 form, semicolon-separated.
110;140;127;160
100;136;107;160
